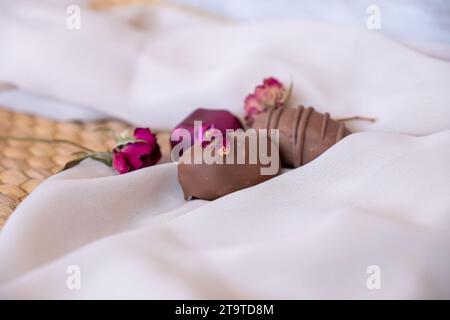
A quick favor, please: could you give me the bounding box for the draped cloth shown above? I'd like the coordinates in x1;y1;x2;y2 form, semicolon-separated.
0;1;449;298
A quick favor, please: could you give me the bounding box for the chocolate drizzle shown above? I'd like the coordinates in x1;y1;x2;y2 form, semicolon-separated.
295;106;312;167
252;105;351;168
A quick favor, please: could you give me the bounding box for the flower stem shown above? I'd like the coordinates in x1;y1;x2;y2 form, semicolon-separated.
0;136;95;153
336;116;377;123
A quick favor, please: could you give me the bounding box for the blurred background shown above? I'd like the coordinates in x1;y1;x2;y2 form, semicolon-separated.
1;0;449;120
171;0;450;54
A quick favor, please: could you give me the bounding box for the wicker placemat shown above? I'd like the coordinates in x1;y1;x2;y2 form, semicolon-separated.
0;107;136;229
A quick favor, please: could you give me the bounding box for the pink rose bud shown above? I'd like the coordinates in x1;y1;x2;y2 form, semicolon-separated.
170;108;243;155
112;128;161;174
244;77;292;126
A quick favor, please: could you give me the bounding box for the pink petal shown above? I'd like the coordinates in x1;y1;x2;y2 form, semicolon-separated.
255;86;276;106
244;94;263;112
112;150;130;174
134;128;156;148
122;142;152;170
263;77;283;88
141;146;162;167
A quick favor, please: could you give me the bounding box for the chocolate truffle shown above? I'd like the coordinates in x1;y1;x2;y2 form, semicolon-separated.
178;132;279;201
171;108;244;151
252;105;351;168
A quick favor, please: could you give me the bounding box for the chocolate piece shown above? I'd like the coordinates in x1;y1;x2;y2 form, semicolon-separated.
178;132;279;201
171;108;243;151
252;106;351;168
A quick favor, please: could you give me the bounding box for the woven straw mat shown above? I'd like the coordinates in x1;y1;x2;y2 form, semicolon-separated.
0;107;170;229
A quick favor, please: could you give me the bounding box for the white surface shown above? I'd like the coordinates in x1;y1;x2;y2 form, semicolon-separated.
1;132;449;299
0;1;449;299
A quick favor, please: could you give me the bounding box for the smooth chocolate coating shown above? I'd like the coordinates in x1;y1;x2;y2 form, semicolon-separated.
252;106;351;168
178;132;279;201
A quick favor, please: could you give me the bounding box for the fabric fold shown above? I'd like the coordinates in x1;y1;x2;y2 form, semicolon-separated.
0;1;449;299
1;131;449;298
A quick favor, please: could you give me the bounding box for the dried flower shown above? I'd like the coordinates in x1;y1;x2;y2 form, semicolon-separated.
244;77;292;126
112;128;161;174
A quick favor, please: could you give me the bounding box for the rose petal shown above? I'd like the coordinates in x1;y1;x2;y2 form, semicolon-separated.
112;150;130;174
141;145;162;167
255;86;277;106
263;77;283;88
244;94;264;113
123;142;154;169
134;128;156;148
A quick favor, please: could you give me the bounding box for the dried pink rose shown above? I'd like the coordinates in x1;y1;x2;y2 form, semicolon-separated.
244;77;292;126
243;94;262;125
112;128;161;174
